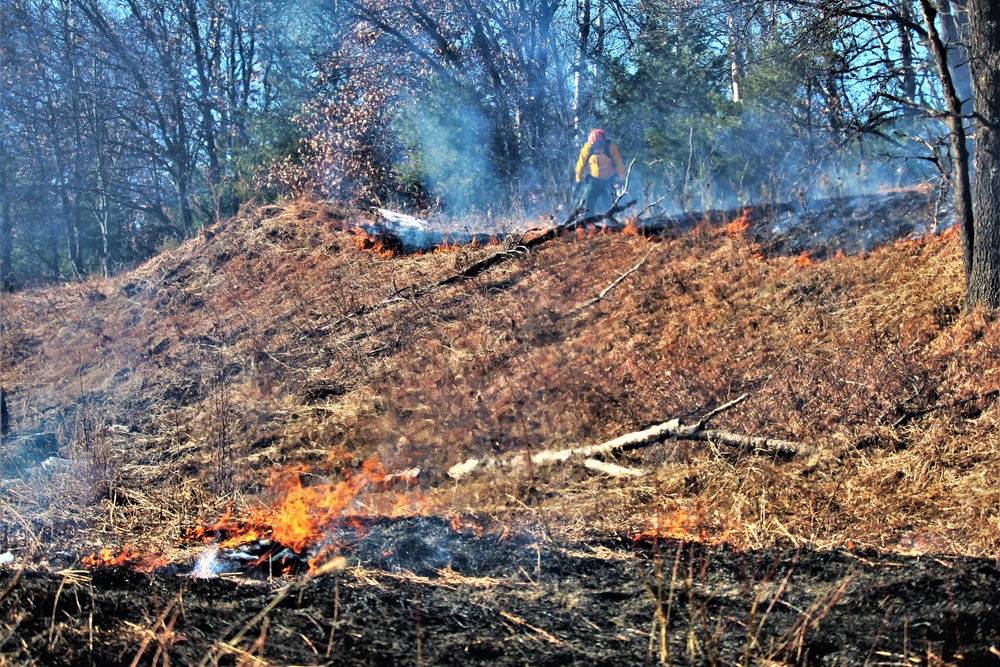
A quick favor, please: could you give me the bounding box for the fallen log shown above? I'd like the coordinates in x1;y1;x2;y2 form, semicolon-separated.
326;199;639;329
582;458;645;478
447;394;813;480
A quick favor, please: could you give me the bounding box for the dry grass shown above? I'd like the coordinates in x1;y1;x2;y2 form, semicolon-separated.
1;194;998;562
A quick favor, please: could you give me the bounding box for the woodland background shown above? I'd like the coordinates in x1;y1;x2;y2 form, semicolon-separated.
0;0;967;288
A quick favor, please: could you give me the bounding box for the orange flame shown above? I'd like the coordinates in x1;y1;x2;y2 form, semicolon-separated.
726;208;752;236
185;457;436;557
632;506;731;546
449;515;485;537
433;237;460;253
81;546;169;572
353;227;399;258
796;251;813;267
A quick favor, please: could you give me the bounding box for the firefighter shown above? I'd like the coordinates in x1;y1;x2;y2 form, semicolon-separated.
574;128;626;215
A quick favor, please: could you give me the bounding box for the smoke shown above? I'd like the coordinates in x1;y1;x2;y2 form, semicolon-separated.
396;91;501;216
191;546;228;579
608;110;940;220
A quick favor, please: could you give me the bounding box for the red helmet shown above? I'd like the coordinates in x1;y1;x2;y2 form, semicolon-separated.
588;128;606;145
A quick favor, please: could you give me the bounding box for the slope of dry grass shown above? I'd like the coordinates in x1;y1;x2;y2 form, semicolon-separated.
1;194;998;563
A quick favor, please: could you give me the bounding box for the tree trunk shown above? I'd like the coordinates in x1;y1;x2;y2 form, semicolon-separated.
0;386;8;439
939;0;973;115
939;0;975;173
728;10;746;103
965;0;1000;308
573;0;592;130
899;0;917;114
920;0;975;281
0;133;12;292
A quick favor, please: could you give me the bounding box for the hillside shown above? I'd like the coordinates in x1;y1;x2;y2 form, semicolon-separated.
3;192;1000;664
5;189;997;552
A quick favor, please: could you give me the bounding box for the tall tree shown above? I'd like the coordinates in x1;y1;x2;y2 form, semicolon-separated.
920;0;974;277
964;0;1000;308
286;0;579;209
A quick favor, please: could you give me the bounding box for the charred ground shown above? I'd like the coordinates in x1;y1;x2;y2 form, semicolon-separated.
2;187;1000;665
4;522;1000;666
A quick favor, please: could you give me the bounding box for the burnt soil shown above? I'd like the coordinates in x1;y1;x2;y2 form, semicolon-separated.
2;517;999;666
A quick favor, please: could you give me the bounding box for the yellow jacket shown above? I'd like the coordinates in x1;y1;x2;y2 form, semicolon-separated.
575;140;625;182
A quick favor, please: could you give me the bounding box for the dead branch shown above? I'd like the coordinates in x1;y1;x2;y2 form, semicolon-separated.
635;193;670;220
890;389;1000;428
582;458;645;478
692;430;807;458
572;245;655;312
612;158;637;207
448;394;812;480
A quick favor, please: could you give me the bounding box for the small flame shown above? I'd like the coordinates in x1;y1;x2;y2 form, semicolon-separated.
353;227;400;258
81;546;169;572
433;237;460;253
632;506;731;546
449;515;484;537
726;208;752;236
796;251;813;267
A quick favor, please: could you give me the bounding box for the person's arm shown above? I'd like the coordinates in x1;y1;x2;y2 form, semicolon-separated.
610;143;626;182
575;144;590;182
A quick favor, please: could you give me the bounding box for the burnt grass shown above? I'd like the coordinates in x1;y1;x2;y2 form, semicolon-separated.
3;517;1000;666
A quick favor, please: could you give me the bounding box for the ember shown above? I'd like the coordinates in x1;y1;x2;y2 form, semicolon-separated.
81;546;169;572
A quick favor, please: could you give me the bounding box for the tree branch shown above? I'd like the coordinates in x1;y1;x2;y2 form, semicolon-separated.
571;245;655;312
447;395;812;480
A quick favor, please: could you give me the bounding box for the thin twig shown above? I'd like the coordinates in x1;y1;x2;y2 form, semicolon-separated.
636;193;670;220
572;246;655;312
325;577;339;658
692;393;750;430
202;558;345;667
498;610;562;645
131;588;186;667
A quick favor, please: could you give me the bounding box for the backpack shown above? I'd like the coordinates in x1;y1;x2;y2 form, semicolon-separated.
587;141;617;180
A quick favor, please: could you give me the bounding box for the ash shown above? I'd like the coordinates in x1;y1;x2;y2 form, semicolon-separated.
344;516;528;577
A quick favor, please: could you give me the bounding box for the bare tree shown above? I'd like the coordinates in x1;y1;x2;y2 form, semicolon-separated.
919;0;974;277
